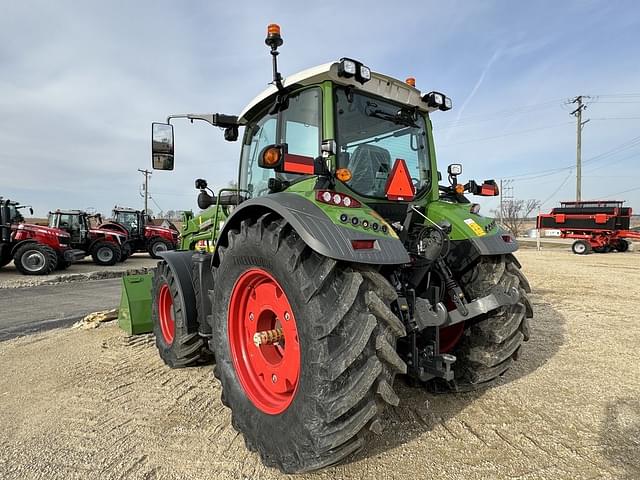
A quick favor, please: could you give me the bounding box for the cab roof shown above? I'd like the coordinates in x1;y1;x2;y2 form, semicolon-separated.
238;60;437;123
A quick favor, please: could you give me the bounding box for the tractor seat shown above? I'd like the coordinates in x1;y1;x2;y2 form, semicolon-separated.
347;144;391;195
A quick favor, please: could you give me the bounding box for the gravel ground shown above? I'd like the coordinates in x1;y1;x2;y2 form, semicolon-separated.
0;249;638;479
0;253;159;289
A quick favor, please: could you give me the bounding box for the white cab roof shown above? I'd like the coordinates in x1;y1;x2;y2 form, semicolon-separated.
238;61;437;123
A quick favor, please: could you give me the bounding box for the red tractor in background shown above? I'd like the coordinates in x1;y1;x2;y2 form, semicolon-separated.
100;206;178;259
537;200;640;254
1;197;85;275
48;210;128;266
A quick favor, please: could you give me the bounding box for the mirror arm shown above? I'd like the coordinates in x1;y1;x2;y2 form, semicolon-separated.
166;113;238;128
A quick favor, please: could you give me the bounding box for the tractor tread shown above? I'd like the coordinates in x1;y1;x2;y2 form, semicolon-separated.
211;217;406;473
445;255;533;391
13;243;58;275
152;261;209;368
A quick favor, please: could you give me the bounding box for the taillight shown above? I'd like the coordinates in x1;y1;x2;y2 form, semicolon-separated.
351;239;376;250
316;190;361;208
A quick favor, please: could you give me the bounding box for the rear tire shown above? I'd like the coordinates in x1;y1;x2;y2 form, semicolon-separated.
448;255;533;391
152;261;209;368
91;241;120;266
148;237;172;259
572;240;592;255
13;243;58;275
211;216;407;473
118;242;132;262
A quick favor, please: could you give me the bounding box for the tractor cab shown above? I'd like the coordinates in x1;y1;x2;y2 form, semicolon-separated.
112;208;146;236
48;210;89;244
1;198;32;225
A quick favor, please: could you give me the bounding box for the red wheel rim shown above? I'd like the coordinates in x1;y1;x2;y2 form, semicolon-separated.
439;323;464;353
158;283;175;344
228;268;300;415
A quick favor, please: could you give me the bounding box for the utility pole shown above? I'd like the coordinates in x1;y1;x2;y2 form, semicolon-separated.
138;169;152;214
570;96;590;202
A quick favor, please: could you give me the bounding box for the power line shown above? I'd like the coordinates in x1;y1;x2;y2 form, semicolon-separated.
591;117;640;121
596;186;640;198
504;134;640;180
434;99;564;130
438;122;573;147
539;170;574;207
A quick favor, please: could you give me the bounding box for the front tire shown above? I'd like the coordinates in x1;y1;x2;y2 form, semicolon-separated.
572;240;592;255
13;243;58;275
211;217;406;473
449;254;533;390
91;241;120;266
152;261;209;368
148;237;172;259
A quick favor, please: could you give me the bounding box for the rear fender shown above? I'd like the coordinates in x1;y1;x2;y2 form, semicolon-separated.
157;251;200;333
10;239;38;256
213;193;410;266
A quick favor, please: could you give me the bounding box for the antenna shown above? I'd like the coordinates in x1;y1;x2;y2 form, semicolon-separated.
265;24;284;91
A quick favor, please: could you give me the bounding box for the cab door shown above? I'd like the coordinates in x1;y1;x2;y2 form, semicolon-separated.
239;87;322;198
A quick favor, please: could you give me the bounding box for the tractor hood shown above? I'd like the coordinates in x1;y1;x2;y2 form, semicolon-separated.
146;225;179;237
13;223;70;238
90;228;126;239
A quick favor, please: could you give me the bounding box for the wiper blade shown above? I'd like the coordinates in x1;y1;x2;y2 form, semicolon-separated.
368;109;418;127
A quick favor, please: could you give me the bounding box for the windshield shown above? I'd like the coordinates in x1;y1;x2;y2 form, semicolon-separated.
335;88;431;199
115;212;139;232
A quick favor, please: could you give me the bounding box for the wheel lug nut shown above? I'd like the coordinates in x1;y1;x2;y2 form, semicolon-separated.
272;374;277;383
249;312;254;321
284;312;290;321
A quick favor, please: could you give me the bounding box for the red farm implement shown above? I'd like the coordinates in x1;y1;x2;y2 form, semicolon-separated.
537;200;640;254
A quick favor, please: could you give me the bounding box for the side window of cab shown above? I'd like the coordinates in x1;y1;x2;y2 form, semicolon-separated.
241;87;322;198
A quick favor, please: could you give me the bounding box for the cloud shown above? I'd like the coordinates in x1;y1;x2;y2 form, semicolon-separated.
1;0;639;216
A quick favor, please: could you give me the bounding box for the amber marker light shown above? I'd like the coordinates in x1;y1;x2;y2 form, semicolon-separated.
262;146;281;167
405;77;416;87
335;168;352;182
454;184;465;195
267;23;281;36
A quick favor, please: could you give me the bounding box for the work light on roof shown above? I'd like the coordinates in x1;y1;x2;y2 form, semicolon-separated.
422;91;453;111
338;58;371;84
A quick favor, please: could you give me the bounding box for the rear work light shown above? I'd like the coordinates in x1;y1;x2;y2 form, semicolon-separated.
316;190;361;208
337;58;371;84
422;91;453;111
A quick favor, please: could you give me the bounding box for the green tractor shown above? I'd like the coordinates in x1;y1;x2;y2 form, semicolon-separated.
148;24;533;473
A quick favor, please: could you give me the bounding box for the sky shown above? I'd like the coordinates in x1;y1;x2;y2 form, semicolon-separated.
1;0;640;217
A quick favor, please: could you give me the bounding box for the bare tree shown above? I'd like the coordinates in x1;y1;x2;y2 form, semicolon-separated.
494;199;541;237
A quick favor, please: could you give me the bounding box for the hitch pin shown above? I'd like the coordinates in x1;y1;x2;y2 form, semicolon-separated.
253;327;284;347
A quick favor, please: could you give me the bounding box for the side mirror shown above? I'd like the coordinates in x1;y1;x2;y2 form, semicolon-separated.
465;179;499;196
195;178;208;190
447;164;462;176
29;207;33;215
152;122;174;170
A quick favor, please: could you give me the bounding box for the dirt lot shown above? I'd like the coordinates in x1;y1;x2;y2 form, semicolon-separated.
0;249;638;480
0;253;158;289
